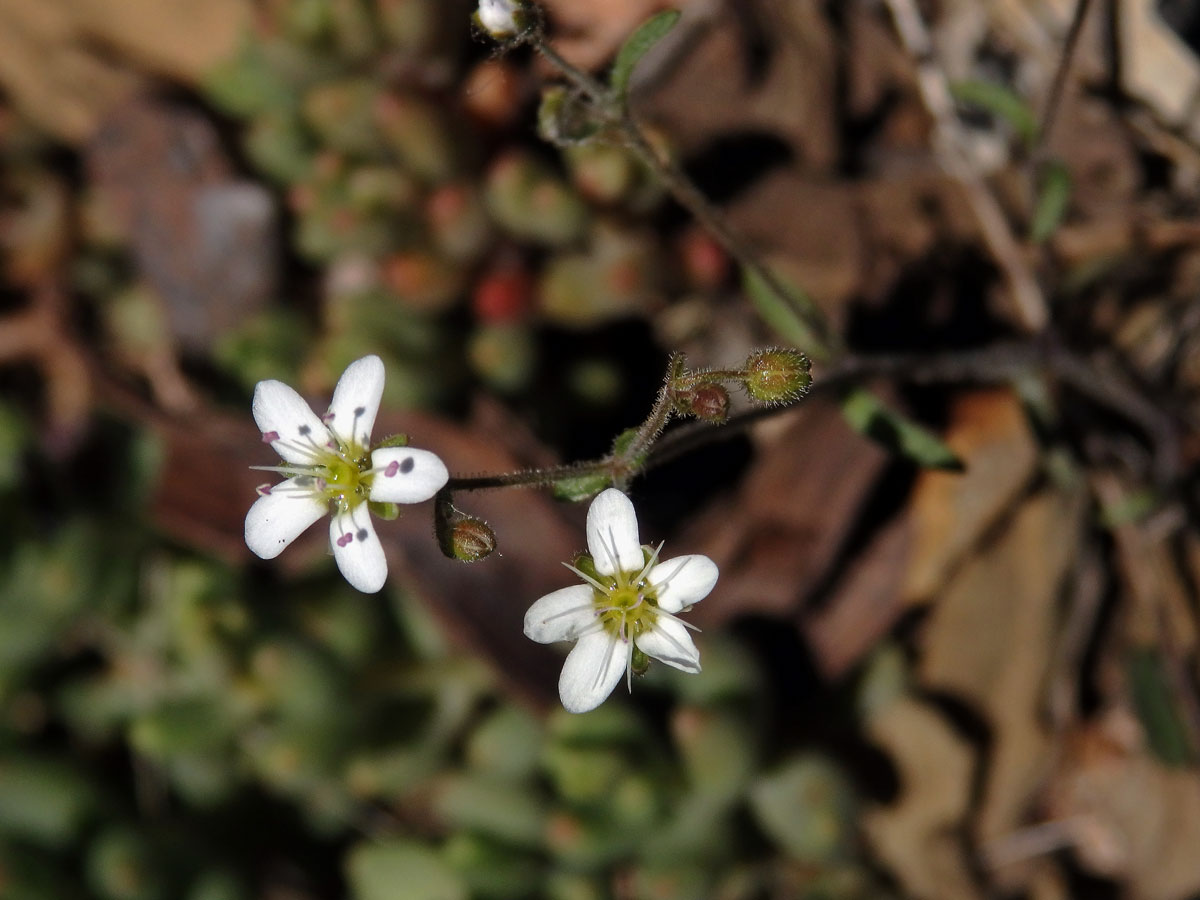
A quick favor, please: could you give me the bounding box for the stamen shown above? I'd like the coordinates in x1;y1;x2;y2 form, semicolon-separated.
336;532;353;547
562;561;609;594
384;460;400;478
647;618;695;658
602;526;622;578
649;555;691;594
539;602;598;625
256;483;273;496
592;634;622;692
261;430;280;443
636;541;666;583
658;609;702;633
250;464;310;476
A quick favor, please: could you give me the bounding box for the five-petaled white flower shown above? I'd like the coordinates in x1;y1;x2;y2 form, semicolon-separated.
524;488;718;713
477;0;522;37
245;355;449;594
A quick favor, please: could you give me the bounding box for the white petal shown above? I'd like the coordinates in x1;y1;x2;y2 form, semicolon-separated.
368;447;448;504
253;380;334;465
330;508;387;593
586;489;643;577
326;355;384;449
524;585;599;644
635;617;700;674
558;631;629;714
648;554;719;613
245;480;327;559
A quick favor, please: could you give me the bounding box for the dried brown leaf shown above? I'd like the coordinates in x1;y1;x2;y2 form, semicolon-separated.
803;388;1038;678
684;399;889;627
862;697;982;900
919;488;1084;854
1048;723;1200;900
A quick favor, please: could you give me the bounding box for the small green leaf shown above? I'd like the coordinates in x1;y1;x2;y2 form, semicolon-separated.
552;472;611;503
610;11;681;101
841;388;963;471
741;266;826;360
950;79;1038;147
1030;159;1071;243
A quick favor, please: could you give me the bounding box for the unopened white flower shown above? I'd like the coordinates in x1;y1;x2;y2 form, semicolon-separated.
477;0;522;37
524;488;718;713
245;355;449;594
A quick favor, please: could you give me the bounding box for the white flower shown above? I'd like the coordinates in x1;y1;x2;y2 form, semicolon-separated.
245;355;449;594
477;0;522;37
524;488;718;713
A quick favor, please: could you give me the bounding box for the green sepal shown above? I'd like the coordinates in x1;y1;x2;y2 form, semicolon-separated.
376;433;410;449
630;647;650;676
369;501;401;521
570;553;602;586
841;387;963;471
552;472;611;503
610;10;682;102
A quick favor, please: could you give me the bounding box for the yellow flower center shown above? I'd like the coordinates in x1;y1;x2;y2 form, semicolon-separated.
313;446;372;511
580;551;660;641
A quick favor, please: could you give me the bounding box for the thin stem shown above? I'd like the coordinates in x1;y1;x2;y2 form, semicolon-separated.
528;31;838;359
447;458;612;492
1036;0;1094;154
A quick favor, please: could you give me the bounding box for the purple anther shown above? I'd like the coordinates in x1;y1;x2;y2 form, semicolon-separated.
315;478;327;491
322;411;335;423
261;430;280;443
256;483;273;496
336;533;353;547
384;460;400;477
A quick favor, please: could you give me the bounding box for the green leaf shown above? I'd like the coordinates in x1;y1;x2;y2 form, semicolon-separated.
1030;159;1071;243
950;79;1038;147
841;388;963;471
0;757;95;848
741;266;825;360
610;10;681;100
748;755;857;864
346;840;467;900
551;472;611;503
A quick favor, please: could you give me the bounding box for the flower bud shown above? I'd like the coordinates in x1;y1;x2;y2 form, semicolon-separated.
674;383;730;424
537;86;603;147
742;347;812;405
475;0;528;39
445;515;497;562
